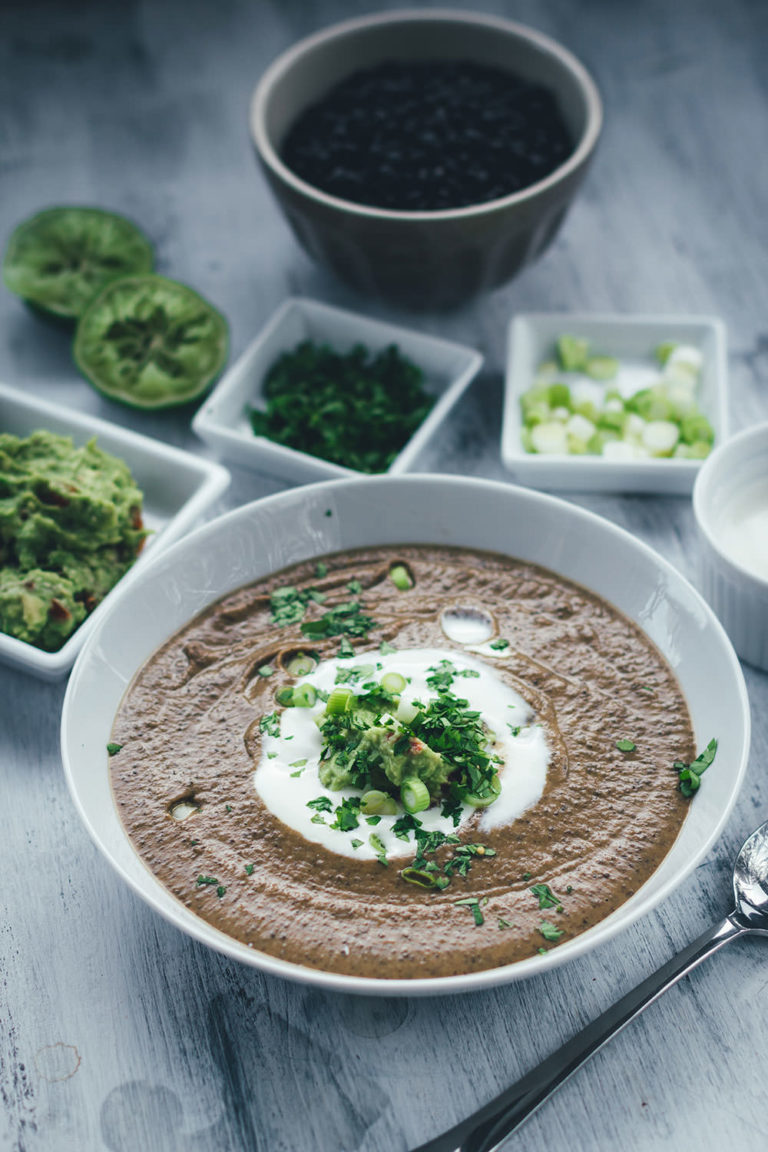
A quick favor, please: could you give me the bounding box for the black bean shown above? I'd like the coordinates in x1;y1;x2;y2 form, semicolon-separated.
282;59;573;211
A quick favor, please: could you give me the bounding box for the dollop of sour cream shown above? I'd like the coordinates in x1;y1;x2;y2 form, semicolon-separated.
254;647;549;861
716;481;768;582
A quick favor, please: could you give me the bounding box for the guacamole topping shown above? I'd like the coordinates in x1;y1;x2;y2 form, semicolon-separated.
0;430;145;650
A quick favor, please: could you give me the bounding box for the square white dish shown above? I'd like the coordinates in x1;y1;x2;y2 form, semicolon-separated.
501;313;728;493
0;381;230;680
192;296;483;484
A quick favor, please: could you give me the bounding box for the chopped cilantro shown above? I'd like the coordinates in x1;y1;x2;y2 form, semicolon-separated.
289;759;307;768
216;886;226;898
675;737;717;798
338;636;355;659
369;833;388;865
530;883;560;910
489;638;509;651
310;813;327;825
196;875;219;886
350;839;364;849
244;864;255;875
106;742;123;756
315;561;328;578
331;796;361;831
301;600;377;641
259;712;281;738
380;640;397;655
307;796;333;812
347;578;362;594
539;920;564;941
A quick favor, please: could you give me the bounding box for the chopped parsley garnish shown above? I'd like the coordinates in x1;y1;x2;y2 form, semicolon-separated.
248;341;433;472
347;578;362;594
530;883;562;911
244;864;255;875
257;664;274;677
310;813;327;825
380;640;397;655
366;815;382;825
315;562;328;578
616;738;636;752
498;917;513;929
289;759;307;769
369;833;388;865
675;737;717;798
330;797;361;831
338;636;355;659
307;796;333;812
350;839;364;849
300;600;377;641
508;724;521;737
489;638;509;651
216;886;226;898
259;712;281;737
538;920;564;941
106;742;123;756
196;875;219;886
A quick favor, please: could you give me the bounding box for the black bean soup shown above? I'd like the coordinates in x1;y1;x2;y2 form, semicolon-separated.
281;60;574;212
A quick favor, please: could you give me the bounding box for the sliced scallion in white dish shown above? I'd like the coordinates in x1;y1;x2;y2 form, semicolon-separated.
520;337;715;460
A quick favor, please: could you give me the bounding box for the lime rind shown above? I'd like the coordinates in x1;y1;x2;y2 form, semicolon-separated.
2;206;154;320
73;274;229;410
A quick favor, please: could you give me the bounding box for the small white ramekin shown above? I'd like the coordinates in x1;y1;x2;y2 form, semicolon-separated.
693;422;768;671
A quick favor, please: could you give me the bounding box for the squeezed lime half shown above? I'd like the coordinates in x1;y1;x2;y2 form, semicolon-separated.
73;274;228;409
3;206;154;319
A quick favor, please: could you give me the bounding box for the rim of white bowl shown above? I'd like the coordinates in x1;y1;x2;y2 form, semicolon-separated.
693;421;768;589
62;474;750;997
250;8;603;223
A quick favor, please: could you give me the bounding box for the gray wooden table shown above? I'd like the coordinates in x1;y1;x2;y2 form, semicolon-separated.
2;1;767;1149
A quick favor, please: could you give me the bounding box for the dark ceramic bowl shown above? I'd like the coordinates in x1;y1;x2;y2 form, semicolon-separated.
250;9;602;309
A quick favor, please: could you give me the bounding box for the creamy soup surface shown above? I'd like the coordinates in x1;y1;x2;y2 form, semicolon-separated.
110;546;693;979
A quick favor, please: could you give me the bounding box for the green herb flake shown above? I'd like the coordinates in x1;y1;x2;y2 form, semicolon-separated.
257;664;274;677
490;638;509;651
675;737;717;798
522;871;532;881
216;886;226;898
530;883;560;910
539;920;564;941
616;739;636;752
307;796;333;812
366;815;382;825
369;833;388;866
350;839;364;849
315;561;328;578
310;813;326;825
244;864;255;876
196;875;219;886
106;742;123;756
498;917;513;929
259;712;281;738
380;640;397;655
289;759;307;769
347;578;362;594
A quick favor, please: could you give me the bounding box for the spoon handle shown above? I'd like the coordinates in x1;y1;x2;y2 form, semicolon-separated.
413;915;747;1152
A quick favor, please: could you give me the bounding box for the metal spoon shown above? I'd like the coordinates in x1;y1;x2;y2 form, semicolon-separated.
413;819;768;1152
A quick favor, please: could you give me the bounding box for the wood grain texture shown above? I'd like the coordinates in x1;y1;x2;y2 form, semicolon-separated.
1;0;767;1149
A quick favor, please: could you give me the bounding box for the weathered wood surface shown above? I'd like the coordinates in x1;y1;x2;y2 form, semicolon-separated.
1;0;767;1149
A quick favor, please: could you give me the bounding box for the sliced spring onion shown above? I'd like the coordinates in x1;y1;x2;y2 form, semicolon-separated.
292;683;317;708
326;686;354;715
401;867;437;888
389;564;413;591
395;698;420;725
401;777;430;814
380;671;407;694
287;651;316;676
464;774;502;808
360;790;399;816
